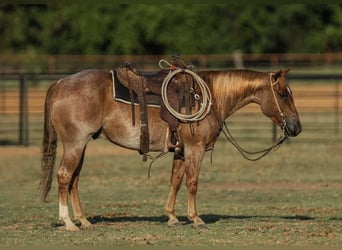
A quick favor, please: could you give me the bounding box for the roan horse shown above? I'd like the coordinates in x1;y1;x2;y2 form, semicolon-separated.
40;66;301;231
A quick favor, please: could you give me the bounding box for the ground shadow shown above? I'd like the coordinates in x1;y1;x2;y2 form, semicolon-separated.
329;217;342;221
88;214;171;225
87;213;314;226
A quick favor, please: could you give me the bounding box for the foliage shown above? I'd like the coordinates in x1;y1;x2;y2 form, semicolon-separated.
0;4;341;55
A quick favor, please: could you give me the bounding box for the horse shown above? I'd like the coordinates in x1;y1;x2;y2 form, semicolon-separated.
39;67;301;231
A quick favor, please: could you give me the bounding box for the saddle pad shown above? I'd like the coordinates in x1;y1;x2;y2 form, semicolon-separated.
112;70;161;107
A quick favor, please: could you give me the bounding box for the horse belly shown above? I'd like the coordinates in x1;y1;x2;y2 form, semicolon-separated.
102;103;168;152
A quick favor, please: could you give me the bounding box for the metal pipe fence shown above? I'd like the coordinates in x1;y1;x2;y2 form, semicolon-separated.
0;72;341;146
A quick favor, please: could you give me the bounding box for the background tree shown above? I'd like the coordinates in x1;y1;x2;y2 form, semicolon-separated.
0;4;341;55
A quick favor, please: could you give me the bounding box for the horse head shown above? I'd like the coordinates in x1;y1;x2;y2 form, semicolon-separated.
259;69;302;137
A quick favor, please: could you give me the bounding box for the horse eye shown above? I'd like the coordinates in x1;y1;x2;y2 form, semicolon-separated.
278;86;292;101
278;91;288;101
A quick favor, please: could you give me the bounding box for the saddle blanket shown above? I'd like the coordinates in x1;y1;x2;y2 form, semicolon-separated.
111;70;161;108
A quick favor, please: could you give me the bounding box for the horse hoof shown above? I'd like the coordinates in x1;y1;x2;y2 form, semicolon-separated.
80;223;93;230
57;224;80;231
68;226;80;231
167;219;184;227
80;219;93;230
193;223;208;230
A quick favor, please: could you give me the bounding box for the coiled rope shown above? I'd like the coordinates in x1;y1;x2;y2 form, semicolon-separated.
159;59;212;122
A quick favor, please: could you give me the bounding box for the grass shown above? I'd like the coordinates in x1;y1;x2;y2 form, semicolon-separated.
0;132;342;246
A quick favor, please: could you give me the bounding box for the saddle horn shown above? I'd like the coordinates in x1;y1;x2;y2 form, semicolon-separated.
124;61;141;75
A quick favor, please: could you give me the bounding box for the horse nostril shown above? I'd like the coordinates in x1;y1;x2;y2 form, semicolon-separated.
285;119;302;137
293;123;302;137
296;122;302;136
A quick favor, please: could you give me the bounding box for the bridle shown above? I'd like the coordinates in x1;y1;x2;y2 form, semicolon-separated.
221;73;288;161
269;73;287;136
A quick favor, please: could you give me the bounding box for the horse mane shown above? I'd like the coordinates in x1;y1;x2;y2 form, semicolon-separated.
198;69;269;118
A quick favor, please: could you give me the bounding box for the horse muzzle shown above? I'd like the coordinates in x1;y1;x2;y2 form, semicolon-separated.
284;117;302;137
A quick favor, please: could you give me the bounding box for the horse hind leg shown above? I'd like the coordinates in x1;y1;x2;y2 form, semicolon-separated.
57;142;89;231
69;176;92;229
69;147;92;229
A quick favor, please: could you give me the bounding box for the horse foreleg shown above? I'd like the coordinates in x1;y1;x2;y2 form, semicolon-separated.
185;146;206;228
165;155;186;226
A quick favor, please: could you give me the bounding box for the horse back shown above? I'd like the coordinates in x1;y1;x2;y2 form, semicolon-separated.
49;69;112;102
46;69;113;134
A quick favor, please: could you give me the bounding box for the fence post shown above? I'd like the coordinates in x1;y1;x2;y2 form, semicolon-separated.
0;79;5;113
19;74;29;146
335;79;340;134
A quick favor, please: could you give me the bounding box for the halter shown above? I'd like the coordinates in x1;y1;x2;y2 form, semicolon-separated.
269;73;287;136
219;73;288;161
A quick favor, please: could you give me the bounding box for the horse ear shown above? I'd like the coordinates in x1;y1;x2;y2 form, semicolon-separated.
273;68;291;80
273;70;282;80
282;68;291;76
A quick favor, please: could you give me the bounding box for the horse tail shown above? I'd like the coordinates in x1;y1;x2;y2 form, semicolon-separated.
39;85;58;202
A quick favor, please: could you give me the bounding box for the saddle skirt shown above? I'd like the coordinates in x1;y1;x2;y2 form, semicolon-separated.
112;70;161;107
112;69;195;110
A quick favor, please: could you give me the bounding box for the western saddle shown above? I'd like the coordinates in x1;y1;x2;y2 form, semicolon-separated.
116;57;195;161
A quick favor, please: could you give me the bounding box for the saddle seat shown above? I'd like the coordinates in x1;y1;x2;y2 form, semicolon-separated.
117;65;172;95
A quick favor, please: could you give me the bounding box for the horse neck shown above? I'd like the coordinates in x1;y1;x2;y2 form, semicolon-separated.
203;70;268;123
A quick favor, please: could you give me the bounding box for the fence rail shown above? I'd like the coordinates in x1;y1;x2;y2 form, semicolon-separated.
0;72;341;146
1;53;342;73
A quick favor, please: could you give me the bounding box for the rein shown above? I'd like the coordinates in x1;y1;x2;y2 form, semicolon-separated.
220;73;288;161
222;121;287;161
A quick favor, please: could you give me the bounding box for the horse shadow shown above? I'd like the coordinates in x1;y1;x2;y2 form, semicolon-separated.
87;213;315;226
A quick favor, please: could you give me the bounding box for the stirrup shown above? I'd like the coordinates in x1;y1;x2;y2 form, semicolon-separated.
167;140;179;151
167;140;184;160
174;146;185;161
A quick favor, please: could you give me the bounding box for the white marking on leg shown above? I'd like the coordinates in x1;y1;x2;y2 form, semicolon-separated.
59;202;79;231
59;203;69;220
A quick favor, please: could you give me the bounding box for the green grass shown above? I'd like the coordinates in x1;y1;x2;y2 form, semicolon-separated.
0;134;342;246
